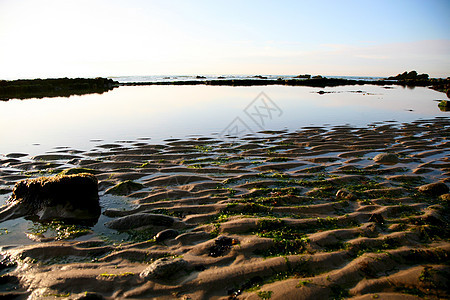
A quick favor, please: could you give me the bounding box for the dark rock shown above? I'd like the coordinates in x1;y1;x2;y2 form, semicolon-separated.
373;153;399;164
140;257;188;280
418;182;449;196
154;229;179;242
105;213;176;230
0;174;100;224
208;236;237;257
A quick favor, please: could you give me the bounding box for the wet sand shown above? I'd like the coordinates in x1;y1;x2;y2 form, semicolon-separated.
0;117;449;299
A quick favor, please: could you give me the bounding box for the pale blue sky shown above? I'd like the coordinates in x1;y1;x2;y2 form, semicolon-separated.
0;0;449;79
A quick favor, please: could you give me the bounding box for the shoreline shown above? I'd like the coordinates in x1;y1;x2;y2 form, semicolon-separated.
0;117;449;299
1;76;448;101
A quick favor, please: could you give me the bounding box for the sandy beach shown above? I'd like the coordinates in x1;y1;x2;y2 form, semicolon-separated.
1;0;449;298
0;117;448;299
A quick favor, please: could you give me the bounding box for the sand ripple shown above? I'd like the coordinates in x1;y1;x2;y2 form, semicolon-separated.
0;118;449;299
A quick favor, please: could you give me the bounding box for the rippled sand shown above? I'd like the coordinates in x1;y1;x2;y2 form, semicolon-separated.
0;117;449;299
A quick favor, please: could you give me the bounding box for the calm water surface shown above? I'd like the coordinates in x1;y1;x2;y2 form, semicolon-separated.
0;84;447;156
0;84;448;245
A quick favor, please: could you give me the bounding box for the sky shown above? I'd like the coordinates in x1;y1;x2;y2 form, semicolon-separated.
0;0;449;79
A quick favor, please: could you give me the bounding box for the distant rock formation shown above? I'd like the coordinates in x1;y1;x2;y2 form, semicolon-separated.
0;77;118;101
387;70;429;80
295;74;311;79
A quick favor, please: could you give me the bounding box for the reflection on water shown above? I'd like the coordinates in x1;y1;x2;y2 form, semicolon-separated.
0;84;447;155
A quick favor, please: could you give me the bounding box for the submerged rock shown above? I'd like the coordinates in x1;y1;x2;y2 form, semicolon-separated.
418;182;449;196
0;173;100;224
373;153;399;164
105;213;176;230
140;257;189;280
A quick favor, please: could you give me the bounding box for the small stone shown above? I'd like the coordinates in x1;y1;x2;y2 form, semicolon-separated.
154;229;179;242
336;189;356;200
140;257;188;280
373;153;399;164
418;182;449;196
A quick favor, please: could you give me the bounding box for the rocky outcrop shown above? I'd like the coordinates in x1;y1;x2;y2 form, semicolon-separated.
387;70;429;81
0;173;100;224
0;77;118;101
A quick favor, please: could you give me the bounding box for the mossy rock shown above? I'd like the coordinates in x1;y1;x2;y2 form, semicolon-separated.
105;180;145;196
1;173;100;223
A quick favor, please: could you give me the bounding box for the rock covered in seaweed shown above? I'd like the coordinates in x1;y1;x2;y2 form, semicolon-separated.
0;173;100;224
